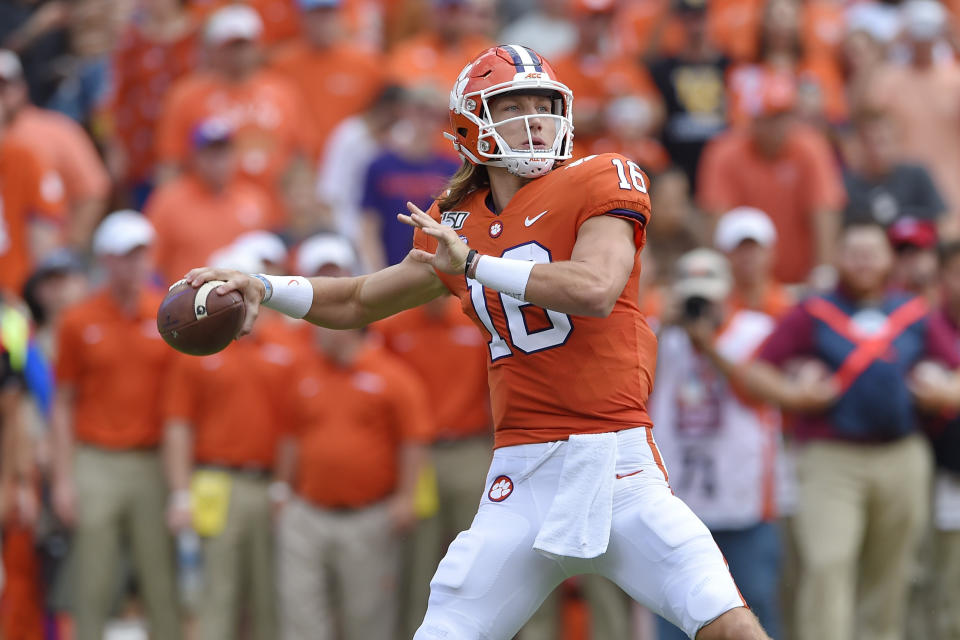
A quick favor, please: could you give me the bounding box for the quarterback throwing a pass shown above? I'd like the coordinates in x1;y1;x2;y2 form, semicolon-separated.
187;45;769;640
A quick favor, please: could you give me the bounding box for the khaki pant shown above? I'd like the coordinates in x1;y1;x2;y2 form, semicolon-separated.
792;435;931;640
931;529;960;640
278;497;399;640
72;447;181;640
403;437;492;638
517;575;631;640
198;473;277;640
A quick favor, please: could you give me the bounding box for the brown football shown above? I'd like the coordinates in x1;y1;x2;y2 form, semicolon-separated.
157;280;245;356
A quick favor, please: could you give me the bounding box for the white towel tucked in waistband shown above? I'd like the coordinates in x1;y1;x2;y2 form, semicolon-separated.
533;432;618;560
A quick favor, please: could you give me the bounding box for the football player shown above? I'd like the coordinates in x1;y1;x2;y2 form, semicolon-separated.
185;45;769;640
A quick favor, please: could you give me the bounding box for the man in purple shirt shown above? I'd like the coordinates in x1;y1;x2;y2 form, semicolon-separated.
690;223;960;640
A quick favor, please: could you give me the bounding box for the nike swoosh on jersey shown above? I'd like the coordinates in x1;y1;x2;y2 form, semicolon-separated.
524;210;548;227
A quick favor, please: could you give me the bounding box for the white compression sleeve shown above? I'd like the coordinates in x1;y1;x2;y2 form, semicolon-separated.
260;275;313;319
474;256;535;300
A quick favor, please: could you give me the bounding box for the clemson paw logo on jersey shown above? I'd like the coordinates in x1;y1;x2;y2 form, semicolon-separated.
488;475;513;502
489;221;503;238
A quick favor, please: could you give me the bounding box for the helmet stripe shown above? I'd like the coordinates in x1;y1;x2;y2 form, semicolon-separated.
514;45;544;73
501;44;543;73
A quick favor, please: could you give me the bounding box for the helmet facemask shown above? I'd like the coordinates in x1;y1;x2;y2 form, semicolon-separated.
454;82;574;179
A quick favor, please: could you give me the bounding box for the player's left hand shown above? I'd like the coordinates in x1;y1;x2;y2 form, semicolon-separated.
399;202;470;275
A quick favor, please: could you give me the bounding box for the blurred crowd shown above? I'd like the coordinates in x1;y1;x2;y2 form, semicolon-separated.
1;0;960;639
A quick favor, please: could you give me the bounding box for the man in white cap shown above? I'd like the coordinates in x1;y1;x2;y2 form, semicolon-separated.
51;211;182;640
650;248;785;640
162;239;296;640
155;4;314;219
714;206;793;318
275;233;431;640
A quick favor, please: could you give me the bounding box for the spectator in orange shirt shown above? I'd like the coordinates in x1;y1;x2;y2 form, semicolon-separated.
155;4;314;218
386;0;494;92
551;0;664;157
726;0;847;129
698;76;845;285
162;242;296;640
103;0;198;207
277;234;431;640
714;206;794;318
0;50;109;250
374;294;491;638
148;118;277;285
270;0;386;164
0;98;66;296
51;211;181;640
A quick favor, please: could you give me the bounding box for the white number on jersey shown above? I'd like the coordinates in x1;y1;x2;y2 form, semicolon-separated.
610;158;648;193
468;242;573;360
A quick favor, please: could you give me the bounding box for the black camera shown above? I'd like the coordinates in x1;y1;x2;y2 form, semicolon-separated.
682;295;714;321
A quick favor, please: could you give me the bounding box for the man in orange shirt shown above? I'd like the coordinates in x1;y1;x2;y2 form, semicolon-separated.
270;0;386;161
147;118;277;285
277;235;431;640
373;294;490;637
698;77;845;285
0;50;109;250
155;4;314;218
162;243;296;640
0;100;66;296
387;0;493;92
51;211;181;640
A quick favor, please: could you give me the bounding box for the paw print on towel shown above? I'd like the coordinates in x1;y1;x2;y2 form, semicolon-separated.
488;475;514;502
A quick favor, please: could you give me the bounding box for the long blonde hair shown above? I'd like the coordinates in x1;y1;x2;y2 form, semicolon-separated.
438;160;489;211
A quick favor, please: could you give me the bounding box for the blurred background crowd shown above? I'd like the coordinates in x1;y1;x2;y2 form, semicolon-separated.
1;0;960;638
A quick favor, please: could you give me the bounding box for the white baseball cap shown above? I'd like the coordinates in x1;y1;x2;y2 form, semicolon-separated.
233;231;288;269
92;210;155;256
205;5;263;46
295;234;359;276
714;206;777;253
903;0;946;41
674;248;732;302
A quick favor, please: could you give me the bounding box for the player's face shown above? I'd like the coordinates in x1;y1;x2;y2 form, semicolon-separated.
488;93;557;153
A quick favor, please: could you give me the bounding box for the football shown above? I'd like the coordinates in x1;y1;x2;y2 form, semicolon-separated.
157;280;245;356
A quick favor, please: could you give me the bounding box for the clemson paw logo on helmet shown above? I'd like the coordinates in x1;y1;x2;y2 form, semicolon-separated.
488;475;513;502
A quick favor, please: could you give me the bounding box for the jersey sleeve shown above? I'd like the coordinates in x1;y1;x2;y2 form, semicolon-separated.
573;153;652;251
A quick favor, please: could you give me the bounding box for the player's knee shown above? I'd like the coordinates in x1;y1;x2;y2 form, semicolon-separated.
697;607;769;640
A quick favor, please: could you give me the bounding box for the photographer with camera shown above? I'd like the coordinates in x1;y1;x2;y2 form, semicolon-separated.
650;247;785;640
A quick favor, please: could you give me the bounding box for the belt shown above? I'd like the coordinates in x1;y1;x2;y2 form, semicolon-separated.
197;463;272;480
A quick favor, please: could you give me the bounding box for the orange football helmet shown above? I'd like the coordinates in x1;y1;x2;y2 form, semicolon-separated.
445;45;574;179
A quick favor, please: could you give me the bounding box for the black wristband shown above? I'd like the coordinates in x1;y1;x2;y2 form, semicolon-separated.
464;249;478;276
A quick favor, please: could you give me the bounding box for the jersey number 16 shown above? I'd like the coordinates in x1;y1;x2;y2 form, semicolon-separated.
468;242;573;360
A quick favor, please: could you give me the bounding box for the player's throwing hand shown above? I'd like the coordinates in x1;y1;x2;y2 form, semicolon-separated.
184;268;265;336
399;201;471;275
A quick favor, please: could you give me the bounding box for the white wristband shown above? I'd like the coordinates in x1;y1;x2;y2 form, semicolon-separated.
474;255;535;300
260;275;313;319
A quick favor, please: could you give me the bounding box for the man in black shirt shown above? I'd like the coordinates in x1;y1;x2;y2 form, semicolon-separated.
843;106;946;228
647;0;729;190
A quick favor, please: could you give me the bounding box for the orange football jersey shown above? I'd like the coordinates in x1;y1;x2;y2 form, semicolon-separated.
414;153;658;448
